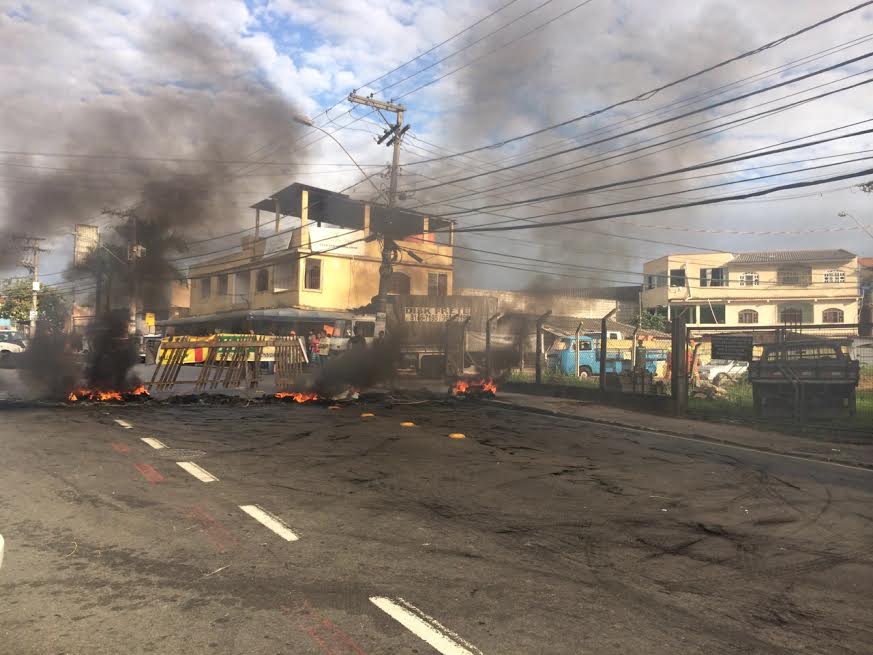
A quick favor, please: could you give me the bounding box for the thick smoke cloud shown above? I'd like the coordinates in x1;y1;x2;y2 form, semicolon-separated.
402;1;766;290
0;19;307;269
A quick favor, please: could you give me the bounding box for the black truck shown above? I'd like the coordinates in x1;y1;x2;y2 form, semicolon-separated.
748;340;860;417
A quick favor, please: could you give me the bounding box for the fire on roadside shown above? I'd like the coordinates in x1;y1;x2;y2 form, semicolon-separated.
451;377;498;398
274;391;321;403
67;385;150;402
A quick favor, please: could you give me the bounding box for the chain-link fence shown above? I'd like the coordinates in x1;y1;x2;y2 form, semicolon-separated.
686;324;872;430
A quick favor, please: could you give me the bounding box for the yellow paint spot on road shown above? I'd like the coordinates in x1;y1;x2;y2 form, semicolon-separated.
400;421;416;427
361;412;375;418
448;433;466;439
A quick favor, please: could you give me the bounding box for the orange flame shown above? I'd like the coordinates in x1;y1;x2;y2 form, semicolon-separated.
275;391;320;403
66;386;149;402
452;378;497;396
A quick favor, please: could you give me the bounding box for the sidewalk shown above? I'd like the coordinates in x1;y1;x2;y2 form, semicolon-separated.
492;391;873;470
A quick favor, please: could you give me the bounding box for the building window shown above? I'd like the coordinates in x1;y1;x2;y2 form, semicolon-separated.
217;274;228;296
234;271;250;304
428;272;448;297
255;268;269;292
669;268;686;288
199;277;211;300
386;271;411;295
273;261;296;292
647;273;667;289
672;305;696;323
699;304;725;324
781;307;803;324
738;309;759;324
823;269;846;284
304;258;321;290
700;268;727;287
823;308;844;323
778;267;811;286
738;272;759;287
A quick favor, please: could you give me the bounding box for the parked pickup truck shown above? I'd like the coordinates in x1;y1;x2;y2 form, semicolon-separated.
0;330;27;367
748;340;860;417
546;335;667;378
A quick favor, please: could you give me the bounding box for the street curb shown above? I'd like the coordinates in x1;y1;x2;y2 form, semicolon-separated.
488;399;873;472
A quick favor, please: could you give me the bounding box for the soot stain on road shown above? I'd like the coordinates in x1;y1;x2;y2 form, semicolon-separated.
3;398;873;654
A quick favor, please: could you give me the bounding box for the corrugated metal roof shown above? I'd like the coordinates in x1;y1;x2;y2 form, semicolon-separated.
730;249;855;264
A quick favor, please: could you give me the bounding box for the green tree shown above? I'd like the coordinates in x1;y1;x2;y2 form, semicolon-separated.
0;279;68;333
634;308;670;333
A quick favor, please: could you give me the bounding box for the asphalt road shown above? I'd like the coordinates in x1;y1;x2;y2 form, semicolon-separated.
1;395;872;654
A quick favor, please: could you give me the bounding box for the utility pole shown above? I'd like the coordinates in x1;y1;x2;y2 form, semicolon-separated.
348;92;410;310
125;214;147;336
11;236;47;338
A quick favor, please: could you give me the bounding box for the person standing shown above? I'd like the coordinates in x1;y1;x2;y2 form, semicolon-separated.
318;330;331;367
348;325;367;351
307;330;317;363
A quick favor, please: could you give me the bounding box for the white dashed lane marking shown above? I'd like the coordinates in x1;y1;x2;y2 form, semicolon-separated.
113;419;133;429
176;461;219;483
140;437;167;449
370;596;484;655
239;505;299;542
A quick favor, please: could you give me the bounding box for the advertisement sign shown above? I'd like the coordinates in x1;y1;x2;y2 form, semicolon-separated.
404;306;471;323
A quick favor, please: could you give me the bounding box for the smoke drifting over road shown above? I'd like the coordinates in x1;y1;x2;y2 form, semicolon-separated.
0;20;307;270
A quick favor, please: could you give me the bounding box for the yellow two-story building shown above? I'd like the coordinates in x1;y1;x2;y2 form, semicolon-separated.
186;183;454;325
642;249;860;326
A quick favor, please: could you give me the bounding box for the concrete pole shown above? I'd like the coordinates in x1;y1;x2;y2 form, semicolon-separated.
535;310;552;385
671;316;689;417
599;308;618;393
29;247;39;338
485;312;503;379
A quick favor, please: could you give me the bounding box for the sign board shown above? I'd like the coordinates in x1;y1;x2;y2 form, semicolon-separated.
145;312;156;329
73;224;99;267
710;335;754;362
32;281;40;292
404;306;471;323
28;309;38;321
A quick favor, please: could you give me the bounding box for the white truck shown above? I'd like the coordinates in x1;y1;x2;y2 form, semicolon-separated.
0;330;27;367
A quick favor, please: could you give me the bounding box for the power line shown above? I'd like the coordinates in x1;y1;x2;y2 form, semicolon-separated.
414;237;865;288
399;0;873;166
452;165;873;233
392;0;596;102
406;69;873;210
433;124;873;216
407;51;873;192
372;0;559;94
405;31;873;175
